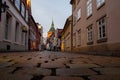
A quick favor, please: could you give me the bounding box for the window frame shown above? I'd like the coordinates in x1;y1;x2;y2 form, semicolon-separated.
14;0;20;10
21;2;25;18
87;0;92;17
77;8;81;21
97;16;107;43
96;0;105;9
5;12;12;40
87;25;93;45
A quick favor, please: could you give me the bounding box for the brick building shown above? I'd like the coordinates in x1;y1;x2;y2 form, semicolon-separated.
28;16;41;51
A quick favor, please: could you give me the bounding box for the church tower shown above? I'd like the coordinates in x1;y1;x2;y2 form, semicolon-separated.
47;20;55;38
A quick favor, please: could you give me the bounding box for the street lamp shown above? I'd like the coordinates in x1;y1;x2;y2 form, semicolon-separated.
0;1;9;21
38;24;42;29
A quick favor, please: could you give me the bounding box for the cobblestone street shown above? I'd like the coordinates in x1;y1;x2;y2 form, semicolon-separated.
0;51;120;80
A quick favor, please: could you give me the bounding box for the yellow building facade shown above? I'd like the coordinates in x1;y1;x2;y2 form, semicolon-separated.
61;16;72;52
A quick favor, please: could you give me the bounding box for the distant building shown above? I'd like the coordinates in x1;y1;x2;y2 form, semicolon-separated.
61;16;72;52
47;20;55;39
46;20;55;50
0;0;31;51
70;0;120;54
37;23;44;51
28;16;41;51
55;28;63;51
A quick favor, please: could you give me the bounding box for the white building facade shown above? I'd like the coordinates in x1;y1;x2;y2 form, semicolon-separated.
0;0;30;51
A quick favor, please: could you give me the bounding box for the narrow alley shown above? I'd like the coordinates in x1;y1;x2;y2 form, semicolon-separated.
0;51;120;80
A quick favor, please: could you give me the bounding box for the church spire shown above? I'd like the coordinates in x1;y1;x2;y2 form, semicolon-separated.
51;20;54;27
49;20;55;32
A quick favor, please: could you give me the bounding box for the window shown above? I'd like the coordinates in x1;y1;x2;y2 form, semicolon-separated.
97;17;106;40
77;8;81;20
97;0;105;8
87;0;92;17
21;3;25;17
5;13;12;40
15;21;19;42
15;0;20;10
87;25;93;42
26;10;29;22
77;29;81;46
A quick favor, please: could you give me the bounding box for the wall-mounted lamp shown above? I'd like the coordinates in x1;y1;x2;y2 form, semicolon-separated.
22;26;27;33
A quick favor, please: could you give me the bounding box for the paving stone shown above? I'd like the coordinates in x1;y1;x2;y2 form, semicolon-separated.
0;74;33;80
88;75;120;80
70;59;85;64
93;68;120;75
0;67;16;74
0;51;120;80
56;68;97;76
42;76;84;80
41;62;65;68
0;62;15;68
12;62;35;68
67;63;100;68
0;58;11;62
15;67;51;76
53;58;68;64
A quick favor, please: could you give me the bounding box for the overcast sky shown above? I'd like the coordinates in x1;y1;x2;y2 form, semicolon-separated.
31;0;72;37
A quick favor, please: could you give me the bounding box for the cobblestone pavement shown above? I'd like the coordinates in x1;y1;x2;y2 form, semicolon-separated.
0;51;120;80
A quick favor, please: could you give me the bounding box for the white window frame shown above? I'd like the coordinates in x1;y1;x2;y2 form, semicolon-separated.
96;0;105;8
87;25;93;42
97;17;106;39
87;0;92;17
77;8;81;20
